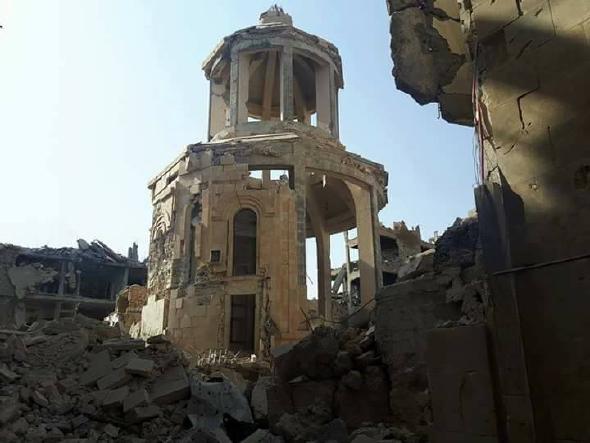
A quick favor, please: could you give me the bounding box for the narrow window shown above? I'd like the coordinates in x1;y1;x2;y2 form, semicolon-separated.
233;209;257;275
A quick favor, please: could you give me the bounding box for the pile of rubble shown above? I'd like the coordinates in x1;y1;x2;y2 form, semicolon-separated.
262;326;421;443
0;315;419;442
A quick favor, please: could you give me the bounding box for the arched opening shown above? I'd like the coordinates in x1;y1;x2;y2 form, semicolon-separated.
233;209;257;276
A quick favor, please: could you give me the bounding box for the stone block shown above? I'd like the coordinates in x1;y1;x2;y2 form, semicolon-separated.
426;325;498;438
103;424;119;438
128;404;161;423
290;379;335;416
125;358;154;377
102;386;130;408
79;350;111;386
0;363;18;382
123;389;150;413
111;351;138;369
100;338;145;352
150;366;189;405
96;368;132;391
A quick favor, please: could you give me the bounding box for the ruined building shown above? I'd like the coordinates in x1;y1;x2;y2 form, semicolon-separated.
0;241;146;327
331;221;432;304
143;7;388;356
386;0;590;441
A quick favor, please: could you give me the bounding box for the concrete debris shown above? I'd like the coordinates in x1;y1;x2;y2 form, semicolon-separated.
263;325;401;440
0;314;275;442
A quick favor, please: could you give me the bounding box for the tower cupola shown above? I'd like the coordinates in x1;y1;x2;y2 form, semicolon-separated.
202;6;343;140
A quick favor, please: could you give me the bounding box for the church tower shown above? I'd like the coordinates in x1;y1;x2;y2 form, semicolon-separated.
145;7;388;355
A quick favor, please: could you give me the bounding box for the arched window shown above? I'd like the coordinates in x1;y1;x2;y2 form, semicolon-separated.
233;209;257;275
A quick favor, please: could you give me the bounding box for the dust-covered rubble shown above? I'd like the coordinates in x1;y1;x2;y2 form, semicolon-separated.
0;315;419;443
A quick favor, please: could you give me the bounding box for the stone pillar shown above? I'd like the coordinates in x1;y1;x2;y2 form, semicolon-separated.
316;64;331;133
294;161;307;287
237;52;250;124
329;67;339;138
208;80;227;140
280;46;294;121
307;183;332;319
316;227;332;319
347;183;378;307
57;261;66;295
228;50;250;126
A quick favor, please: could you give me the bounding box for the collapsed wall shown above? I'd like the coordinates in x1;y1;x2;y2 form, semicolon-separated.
375;216;498;440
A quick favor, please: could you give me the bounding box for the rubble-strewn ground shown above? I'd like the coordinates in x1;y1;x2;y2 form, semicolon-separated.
0;315;419;443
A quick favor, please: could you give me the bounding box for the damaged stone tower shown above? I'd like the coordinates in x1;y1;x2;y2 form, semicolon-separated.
144;7;388;355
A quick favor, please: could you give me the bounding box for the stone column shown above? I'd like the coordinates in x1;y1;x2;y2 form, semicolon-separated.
347;183;378;308
229;50;250;126
307;183;332;319
208;80;227;140
280;46;294;121
294;162;307;287
316;227;332;319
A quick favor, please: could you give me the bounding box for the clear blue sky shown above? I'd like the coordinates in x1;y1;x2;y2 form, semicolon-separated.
0;1;476;270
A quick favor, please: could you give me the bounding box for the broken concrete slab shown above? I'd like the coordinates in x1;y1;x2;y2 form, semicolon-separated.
150;366;189;405
188;375;253;429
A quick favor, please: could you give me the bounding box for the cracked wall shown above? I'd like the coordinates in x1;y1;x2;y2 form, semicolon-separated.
387;0;590;441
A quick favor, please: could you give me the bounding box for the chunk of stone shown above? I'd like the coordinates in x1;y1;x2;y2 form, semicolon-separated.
102;386;129;408
355;350;378;369
315;418;348;443
290;379;335;416
0;397;21;424
79;350;111;386
31;390;49;407
240;429;285;443
103;424;119;438
128;404;161;422
111;351;138;369
273;326;339;381
251;376;272;421
56;378;78;394
150;366;189;405
341;370;363;390
335;366;390;429
0;363;19;382
125;358;154;377
70;415;88;429
188;375;253;428
96;367;132;391
123;389;150;413
11;417;28;435
334;351;352;375
100;338;145;352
